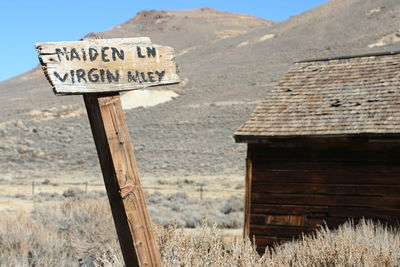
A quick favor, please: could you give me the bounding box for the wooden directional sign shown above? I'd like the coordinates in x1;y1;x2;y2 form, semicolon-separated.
36;37;179;95
36;37;177;267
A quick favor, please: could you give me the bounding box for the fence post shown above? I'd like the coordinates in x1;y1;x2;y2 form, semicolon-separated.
200;184;204;200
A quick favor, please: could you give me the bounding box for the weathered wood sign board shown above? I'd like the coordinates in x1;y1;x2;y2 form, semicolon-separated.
36;37;179;94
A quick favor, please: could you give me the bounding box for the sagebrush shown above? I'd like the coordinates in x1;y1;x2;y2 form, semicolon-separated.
1;198;399;266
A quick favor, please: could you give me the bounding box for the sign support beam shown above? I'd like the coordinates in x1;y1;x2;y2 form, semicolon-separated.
84;93;162;267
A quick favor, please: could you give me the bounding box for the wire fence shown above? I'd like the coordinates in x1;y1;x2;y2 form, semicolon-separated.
23;179;244;200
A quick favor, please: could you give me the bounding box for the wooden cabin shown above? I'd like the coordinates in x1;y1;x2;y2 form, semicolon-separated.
234;51;400;252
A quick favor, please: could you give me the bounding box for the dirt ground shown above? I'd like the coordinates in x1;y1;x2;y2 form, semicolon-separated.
0;171;244;218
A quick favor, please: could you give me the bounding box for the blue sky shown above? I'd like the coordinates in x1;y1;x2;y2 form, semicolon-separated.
0;0;327;82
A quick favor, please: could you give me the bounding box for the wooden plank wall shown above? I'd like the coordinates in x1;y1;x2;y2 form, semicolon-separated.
246;140;400;252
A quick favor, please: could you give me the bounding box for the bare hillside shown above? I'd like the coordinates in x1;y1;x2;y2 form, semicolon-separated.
1;1;400;181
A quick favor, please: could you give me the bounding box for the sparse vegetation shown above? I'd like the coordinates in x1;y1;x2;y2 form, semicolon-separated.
100;220;400;267
147;192;243;228
155;178;200;186
1;197;399;266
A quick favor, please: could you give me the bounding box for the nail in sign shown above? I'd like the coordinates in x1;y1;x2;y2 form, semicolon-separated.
36;37;179;95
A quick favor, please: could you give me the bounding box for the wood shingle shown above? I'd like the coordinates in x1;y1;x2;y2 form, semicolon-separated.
235;51;400;142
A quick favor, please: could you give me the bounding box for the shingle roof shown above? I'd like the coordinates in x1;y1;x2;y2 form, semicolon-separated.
235;51;400;142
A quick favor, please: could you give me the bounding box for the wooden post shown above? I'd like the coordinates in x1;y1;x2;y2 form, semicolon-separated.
84;93;161;266
244;157;252;238
36;37;179;266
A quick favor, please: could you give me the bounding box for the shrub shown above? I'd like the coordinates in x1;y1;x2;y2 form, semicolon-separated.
1;198;399;266
146;192;243;228
96;219;400;267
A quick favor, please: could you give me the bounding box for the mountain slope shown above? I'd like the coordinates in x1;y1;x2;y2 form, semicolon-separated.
0;8;271;112
1;1;400;180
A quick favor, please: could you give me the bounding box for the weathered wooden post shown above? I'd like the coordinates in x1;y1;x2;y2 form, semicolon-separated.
36;37;179;266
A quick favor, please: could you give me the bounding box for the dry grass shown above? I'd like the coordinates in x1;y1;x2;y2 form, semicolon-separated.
266;220;400;267
1;198;399;266
0;199;116;266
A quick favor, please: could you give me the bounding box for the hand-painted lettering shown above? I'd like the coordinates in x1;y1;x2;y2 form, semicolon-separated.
111;48;124;61
147;72;155;82
54;71;68;82
136;46;157;58
100;69;106;82
140;72;148;82
70;70;75;83
37;39;179;94
101;47;110;62
63;47;70;60
81;48;87;61
70;48;80;61
54;47;127;62
76;69;87;83
127;70;166;83
89;48;99;61
155;70;165;81
88;68;99;82
55;48;63;62
53;69;122;84
146;47;156;58
106;70;119;83
137;46;146;58
127;71;139;83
